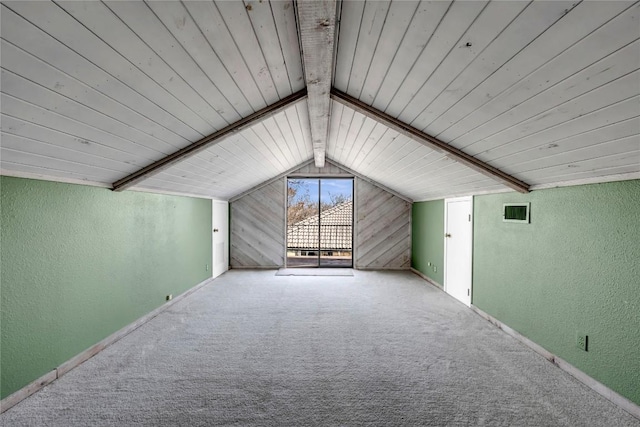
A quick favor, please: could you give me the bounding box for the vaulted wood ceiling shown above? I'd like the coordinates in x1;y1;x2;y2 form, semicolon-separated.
1;1;639;201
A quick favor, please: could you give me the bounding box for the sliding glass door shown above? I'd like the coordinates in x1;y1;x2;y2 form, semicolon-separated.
318;179;353;267
286;178;353;268
287;178;320;267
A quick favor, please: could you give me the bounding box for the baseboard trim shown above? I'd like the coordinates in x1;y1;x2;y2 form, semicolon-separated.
0;370;57;413
410;268;443;289
470;305;640;420
0;275;217;414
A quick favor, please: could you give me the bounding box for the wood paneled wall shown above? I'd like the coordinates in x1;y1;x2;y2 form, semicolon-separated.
289;162;348;176
355;179;411;269
230;162;411;269
230;179;285;268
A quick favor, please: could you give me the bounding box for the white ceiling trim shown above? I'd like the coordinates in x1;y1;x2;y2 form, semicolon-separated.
0;169;111;189
529;171;640;191
0;168;225;201
127;186;225;202
415;187;514;203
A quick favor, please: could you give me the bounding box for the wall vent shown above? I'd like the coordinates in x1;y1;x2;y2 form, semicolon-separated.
503;203;530;223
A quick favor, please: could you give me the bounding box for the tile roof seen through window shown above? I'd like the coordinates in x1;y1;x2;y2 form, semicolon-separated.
287;201;352;251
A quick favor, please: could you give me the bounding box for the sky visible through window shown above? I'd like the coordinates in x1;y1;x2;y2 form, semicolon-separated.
289;179;352;205
319;179;352;204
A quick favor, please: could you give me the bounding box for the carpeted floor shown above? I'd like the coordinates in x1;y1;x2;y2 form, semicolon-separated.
2;270;638;426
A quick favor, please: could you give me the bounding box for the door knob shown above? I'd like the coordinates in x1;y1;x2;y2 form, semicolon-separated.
213;228;219;233
445;233;451;238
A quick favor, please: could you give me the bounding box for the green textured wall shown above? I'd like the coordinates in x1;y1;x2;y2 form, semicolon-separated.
473;180;640;405
0;177;212;399
411;200;444;285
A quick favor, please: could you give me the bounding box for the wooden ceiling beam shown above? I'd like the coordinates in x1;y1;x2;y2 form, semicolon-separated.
295;0;338;168
112;89;307;192
330;88;530;194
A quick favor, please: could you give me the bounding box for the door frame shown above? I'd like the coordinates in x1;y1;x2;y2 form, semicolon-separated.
211;200;229;278
443;196;473;306
284;176;354;268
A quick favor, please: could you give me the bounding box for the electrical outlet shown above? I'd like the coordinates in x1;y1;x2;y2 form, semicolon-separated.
166;294;173;301
577;333;588;351
206;264;209;271
433;266;437;272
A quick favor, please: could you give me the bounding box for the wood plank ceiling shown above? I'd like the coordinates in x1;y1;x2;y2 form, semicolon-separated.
1;1;639;201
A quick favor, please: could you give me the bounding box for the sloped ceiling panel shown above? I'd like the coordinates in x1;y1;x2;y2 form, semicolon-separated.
333;0;640;200
0;0;305;197
327;101;507;201
133;101;313;200
2;0;639;201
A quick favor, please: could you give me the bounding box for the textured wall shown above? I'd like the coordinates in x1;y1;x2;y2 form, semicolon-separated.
230;179;285;268
473;180;640;405
230;162;411;269
0;177;212;399
411;200;444;285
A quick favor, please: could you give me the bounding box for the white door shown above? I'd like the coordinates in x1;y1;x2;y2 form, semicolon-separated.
211;200;229;278
444;196;473;306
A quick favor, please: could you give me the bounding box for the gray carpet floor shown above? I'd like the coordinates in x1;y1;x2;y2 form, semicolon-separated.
2;270;638;426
